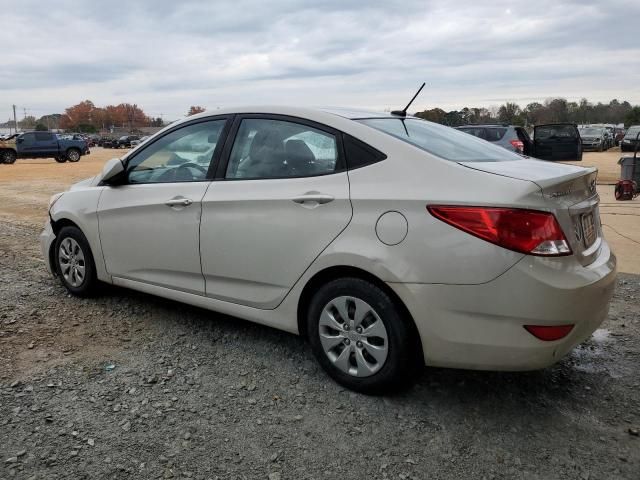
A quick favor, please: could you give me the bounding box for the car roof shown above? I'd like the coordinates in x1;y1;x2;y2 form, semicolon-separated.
180;105;402;123
457;124;512;128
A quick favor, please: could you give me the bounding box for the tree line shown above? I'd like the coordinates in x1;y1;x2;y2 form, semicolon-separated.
2;102;208;133
415;98;640;128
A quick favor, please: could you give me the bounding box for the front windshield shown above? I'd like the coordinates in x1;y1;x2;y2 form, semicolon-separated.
580;128;603;136
358;118;522;162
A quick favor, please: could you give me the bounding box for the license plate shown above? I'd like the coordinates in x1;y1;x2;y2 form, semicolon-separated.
581;212;597;247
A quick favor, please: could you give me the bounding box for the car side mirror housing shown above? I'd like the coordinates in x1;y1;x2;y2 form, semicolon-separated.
16;137;23;144
100;158;125;184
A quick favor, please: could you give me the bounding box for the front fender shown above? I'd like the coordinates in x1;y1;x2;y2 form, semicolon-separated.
49;187;110;283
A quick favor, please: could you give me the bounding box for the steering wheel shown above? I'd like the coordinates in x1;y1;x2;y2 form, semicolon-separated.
174;162;208;181
156;162;208;182
177;162;207;174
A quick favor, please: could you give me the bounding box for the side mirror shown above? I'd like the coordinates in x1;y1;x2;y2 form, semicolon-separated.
17;138;23;144
101;158;125;184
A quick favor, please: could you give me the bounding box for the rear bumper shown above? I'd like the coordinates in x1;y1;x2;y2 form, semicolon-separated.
39;220;56;275
389;241;617;371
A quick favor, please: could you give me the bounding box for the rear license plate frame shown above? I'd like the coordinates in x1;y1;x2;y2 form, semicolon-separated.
581;212;596;247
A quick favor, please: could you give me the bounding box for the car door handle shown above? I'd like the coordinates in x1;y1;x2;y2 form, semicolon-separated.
291;194;334;205
165;197;193;207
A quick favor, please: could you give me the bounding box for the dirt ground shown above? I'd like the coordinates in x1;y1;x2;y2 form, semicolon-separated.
0;148;639;479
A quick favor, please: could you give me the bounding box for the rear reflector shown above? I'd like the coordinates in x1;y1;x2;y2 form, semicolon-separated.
427;206;572;256
524;325;574;341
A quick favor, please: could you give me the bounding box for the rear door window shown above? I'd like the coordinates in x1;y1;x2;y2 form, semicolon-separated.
35;132;53;142
225;118;339;179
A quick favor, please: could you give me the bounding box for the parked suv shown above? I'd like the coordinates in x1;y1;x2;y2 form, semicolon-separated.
456;125;526;153
621;126;640;152
457;123;582;161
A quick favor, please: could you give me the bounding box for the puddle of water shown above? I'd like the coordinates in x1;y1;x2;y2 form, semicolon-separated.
590;328;611;344
570;329;623;378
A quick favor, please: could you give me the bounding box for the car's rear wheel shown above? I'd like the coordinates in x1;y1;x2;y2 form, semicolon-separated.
307;277;420;394
1;150;17;164
54;226;97;296
66;148;81;162
55;156;67;163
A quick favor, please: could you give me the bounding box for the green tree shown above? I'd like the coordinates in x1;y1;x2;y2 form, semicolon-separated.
497;102;521;124
35;123;48;131
624;107;640;128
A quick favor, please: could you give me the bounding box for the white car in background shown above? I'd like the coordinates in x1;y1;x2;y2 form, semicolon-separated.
40;106;616;393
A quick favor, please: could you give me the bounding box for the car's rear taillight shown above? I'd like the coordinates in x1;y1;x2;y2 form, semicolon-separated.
524;325;574;341
510;139;524;152
427;206;572;256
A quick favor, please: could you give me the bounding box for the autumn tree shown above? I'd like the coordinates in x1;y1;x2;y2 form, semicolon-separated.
59;101;150;131
187;106;206;116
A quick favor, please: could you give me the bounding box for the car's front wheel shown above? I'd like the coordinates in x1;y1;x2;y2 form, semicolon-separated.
307;277;420;394
54;226;97;296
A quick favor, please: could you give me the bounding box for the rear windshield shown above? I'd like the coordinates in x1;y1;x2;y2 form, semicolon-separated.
358;118;521;162
535;125;578;139
484;127;507;141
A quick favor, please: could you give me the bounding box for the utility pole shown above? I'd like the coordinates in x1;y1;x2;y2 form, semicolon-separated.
12;105;17;133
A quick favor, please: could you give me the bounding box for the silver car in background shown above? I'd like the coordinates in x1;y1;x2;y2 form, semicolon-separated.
40;106;616;393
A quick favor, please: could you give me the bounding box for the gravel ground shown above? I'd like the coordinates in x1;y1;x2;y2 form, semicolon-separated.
1;219;639;480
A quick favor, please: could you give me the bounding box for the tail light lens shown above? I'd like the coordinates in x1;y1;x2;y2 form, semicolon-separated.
524;324;574;341
510;139;524;152
427;206;572;256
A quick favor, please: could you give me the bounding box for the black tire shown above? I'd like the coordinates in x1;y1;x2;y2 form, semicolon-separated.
66;148;81;162
1;149;17;164
55;156;67;163
54;226;97;297
306;277;421;394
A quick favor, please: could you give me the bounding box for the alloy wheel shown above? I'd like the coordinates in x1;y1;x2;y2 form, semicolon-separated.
58;237;86;287
318;296;389;377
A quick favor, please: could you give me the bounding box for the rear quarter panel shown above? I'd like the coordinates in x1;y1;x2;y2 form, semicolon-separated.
311;132;546;285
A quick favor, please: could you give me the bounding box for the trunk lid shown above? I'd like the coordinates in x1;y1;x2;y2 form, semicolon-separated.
460;159;601;266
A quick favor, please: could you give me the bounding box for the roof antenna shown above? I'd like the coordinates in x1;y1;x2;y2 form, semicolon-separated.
391;82;426;117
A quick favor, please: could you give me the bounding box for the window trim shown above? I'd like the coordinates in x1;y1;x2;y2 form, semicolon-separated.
341;133;387;170
119;115;233;185
215;114;347;181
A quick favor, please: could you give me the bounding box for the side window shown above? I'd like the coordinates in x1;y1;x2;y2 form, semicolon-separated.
35;132;53;142
225;118;338;179
20;133;36;145
126;119;226;184
343;134;386;170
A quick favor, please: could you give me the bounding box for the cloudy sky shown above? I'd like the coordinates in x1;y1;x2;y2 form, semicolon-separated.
1;0;639;121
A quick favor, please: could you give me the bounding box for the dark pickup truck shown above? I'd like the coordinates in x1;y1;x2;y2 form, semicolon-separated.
0;131;90;164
